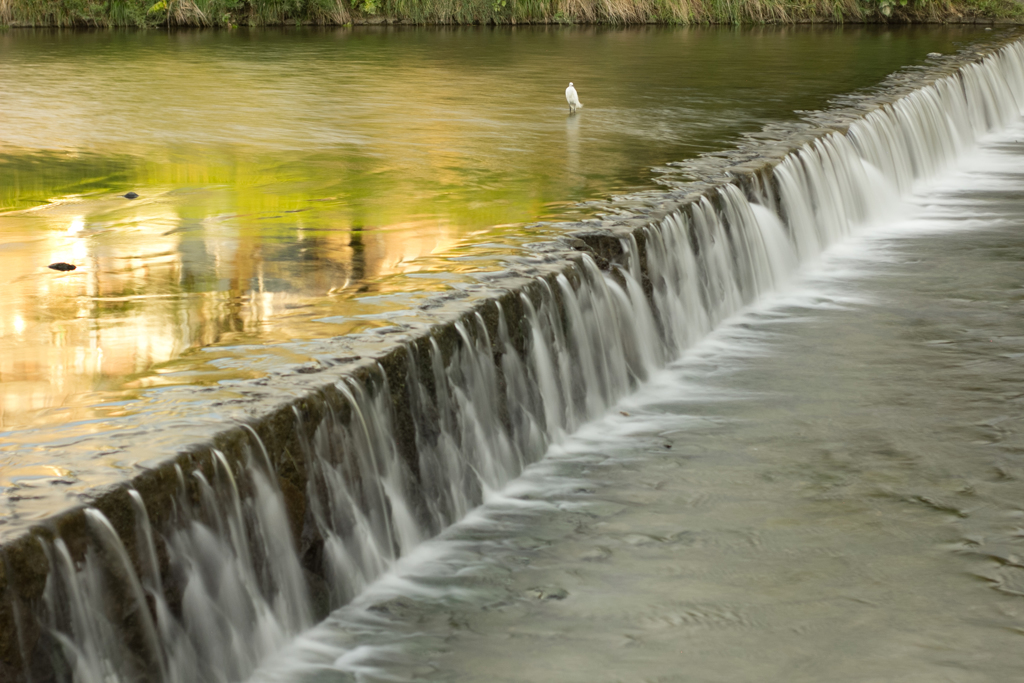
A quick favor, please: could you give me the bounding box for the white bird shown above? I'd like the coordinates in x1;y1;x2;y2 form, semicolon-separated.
566;82;582;114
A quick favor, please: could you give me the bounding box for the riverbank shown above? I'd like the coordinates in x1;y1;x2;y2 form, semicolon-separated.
0;0;1021;28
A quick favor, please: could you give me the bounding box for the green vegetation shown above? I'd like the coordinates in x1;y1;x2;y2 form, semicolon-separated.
0;0;1020;26
0;0;348;27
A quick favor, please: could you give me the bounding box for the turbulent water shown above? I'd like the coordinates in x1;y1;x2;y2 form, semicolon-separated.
23;36;1024;683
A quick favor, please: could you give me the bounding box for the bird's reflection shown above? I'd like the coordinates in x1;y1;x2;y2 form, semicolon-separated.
565;110;582;181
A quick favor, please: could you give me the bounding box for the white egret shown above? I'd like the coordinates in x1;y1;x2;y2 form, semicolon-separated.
565;82;582;114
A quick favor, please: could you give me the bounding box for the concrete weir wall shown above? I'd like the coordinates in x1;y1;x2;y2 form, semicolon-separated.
1;31;1021;682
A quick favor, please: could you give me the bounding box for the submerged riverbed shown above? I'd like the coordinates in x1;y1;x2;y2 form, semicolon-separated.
0;24;991;442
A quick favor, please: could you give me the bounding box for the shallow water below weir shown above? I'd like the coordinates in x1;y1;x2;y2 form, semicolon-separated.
245;123;1024;683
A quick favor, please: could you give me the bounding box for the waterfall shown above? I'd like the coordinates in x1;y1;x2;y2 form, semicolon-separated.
17;39;1024;683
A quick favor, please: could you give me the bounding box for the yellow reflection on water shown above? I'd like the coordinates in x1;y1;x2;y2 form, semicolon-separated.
0;183;481;430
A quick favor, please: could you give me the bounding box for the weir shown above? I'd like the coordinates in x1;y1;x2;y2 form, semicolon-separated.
2;33;1024;683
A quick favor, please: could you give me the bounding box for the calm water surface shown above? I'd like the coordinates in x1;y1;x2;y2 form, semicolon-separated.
0;25;989;438
249;120;1024;683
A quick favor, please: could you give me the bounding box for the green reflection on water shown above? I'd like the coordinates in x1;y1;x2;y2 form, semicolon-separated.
0;24;992;431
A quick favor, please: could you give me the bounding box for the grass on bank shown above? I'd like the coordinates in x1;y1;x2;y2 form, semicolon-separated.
0;0;1020;32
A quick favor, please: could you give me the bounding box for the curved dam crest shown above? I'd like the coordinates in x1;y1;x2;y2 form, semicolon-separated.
2;31;1024;682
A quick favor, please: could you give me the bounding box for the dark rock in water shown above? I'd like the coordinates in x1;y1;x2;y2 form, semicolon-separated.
48;262;76;271
123;192;139;199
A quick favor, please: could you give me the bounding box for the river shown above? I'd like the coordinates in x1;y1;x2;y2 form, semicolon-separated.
0;25;989;439
1;25;1020;683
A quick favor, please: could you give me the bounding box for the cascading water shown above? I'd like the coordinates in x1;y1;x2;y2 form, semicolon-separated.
44;444;314;683
25;39;1024;683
